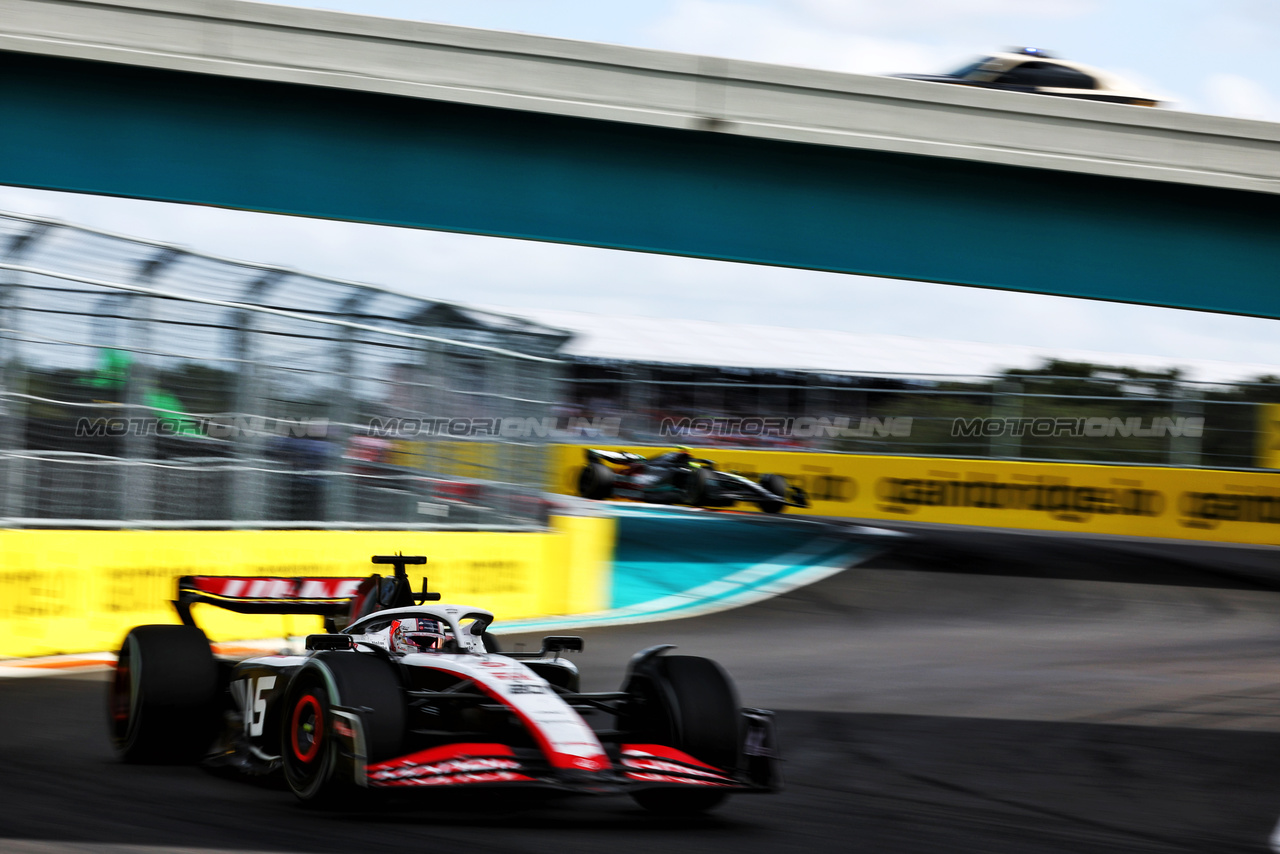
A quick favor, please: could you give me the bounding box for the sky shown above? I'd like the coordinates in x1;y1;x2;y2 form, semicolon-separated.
4;0;1279;377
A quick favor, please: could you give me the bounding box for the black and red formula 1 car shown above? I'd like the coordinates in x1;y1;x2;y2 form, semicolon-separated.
577;448;809;513
108;555;779;813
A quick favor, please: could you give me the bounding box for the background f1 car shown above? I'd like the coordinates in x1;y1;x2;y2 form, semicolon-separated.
108;555;780;813
577;448;809;513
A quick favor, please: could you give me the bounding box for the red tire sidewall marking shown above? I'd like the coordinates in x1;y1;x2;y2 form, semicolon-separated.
290;693;323;763
112;660;131;725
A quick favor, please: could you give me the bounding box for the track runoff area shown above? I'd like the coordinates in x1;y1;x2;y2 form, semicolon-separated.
6;504;1280;853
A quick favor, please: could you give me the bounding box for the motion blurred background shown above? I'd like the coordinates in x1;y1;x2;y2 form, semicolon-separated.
3;3;1280;850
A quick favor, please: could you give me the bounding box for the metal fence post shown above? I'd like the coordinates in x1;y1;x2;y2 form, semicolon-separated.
1170;384;1203;466
990;380;1022;459
230;272;279;521
419;338;439;478
119;250;178;521
540;357;563;489
629;364;650;438
0;279;17;521
323;294;363;523
120;294;154;521
0;221;47;521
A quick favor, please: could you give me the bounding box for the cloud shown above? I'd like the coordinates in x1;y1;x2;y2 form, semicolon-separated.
1201;1;1280;50
645;0;938;74
646;0;1096;74
790;0;1093;33
1201;73;1280;122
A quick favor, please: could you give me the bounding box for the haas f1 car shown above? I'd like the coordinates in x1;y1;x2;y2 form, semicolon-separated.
109;555;780;813
577;448;809;514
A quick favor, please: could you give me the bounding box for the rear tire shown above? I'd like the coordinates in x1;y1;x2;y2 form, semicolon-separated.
108;625;220;764
757;474;787;514
281;652;404;806
683;466;710;507
577;462;615;500
624;654;742;814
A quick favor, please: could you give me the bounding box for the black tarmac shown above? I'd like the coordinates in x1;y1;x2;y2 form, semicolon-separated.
5;523;1280;853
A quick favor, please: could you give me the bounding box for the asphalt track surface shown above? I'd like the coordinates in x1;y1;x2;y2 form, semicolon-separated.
7;523;1280;853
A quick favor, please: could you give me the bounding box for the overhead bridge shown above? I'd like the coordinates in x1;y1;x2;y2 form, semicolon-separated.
1;0;1279;316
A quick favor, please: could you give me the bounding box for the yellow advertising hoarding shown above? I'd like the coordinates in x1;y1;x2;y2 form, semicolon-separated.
1257;403;1280;470
551;445;1280;546
0;516;614;659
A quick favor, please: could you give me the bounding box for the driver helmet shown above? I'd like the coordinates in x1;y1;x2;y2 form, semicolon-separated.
390;617;448;654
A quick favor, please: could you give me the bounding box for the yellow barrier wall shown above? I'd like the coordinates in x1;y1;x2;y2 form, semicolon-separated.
551;445;1280;546
1258;404;1280;470
386;439;499;478
0;516;615;659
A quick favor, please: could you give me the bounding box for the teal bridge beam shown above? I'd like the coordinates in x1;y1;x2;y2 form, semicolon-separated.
1;1;1279;318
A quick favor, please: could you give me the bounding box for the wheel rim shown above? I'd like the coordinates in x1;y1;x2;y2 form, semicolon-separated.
111;659;131;728
110;639;139;746
290;693;323;764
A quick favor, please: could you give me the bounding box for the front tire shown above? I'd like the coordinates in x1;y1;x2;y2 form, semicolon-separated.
624;654;742;814
108;625;220;764
577;462;615;500
683;466;710;507
281;652;404;806
757;473;788;514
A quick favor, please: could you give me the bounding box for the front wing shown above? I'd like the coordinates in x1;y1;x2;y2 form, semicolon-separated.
709;474;807;508
364;742;773;794
356;709;780;795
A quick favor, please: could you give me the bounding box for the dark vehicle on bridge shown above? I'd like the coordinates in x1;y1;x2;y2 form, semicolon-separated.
577;448;809;514
893;47;1160;107
108;555;779;813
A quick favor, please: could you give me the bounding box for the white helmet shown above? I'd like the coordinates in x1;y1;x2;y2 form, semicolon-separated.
390;617;448;654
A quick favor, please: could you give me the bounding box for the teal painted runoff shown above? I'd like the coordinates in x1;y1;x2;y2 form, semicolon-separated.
609;508;842;608
497;505;884;632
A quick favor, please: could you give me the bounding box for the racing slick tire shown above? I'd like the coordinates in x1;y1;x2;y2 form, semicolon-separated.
109;624;221;764
757;473;788;514
281;652;405;807
683;466;710;507
577;462;615;500
624;654;742;814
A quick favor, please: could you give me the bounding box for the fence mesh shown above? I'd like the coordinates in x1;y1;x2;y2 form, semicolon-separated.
559;362;1277;470
0;213;568;528
3;211;1274;532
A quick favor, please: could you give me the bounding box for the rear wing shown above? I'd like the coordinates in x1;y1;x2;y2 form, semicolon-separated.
174;554;439;629
175;575;369;622
586;448;646;466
